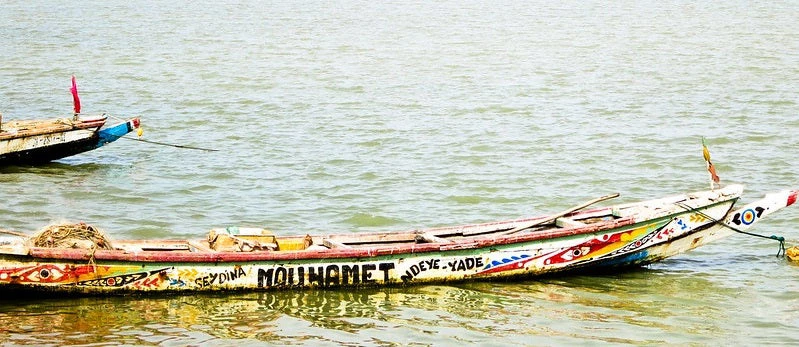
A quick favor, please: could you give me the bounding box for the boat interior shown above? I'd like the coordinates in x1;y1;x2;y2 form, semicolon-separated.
3;187;737;256
0;115;107;139
110;207;623;254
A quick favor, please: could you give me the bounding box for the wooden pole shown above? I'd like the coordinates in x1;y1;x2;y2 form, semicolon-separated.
499;193;620;236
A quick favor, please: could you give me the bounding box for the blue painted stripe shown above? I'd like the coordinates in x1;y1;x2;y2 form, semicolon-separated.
96;121;134;148
593;250;650;268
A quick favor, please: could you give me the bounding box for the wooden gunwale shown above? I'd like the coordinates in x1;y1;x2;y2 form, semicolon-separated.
20;194;740;264
0;117;107;140
26;216;639;262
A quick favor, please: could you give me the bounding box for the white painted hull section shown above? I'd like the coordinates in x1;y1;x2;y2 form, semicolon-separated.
0;128;97;155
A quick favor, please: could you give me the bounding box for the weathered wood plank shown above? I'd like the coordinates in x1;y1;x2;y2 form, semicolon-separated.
0;117;107;140
140;243;191;251
555;217;587;228
326;232;417;244
414;233;454;244
323;239;352;249
188;240;215;252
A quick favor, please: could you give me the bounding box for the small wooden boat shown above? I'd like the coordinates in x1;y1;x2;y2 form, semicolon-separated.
0;184;796;295
0;76;141;165
0;115;141;165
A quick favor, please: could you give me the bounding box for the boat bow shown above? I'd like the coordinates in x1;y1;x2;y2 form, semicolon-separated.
722;189;798;231
97;117;141;148
622;187;799;265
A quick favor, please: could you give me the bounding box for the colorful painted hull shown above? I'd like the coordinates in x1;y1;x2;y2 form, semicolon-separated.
0;184;796;295
0;116;140;165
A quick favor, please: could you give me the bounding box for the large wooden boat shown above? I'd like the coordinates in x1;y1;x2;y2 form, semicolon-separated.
0;184;795;295
0;76;141;165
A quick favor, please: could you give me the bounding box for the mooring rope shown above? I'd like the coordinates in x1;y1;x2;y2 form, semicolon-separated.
94;113;219;152
119;135;219;152
674;201;786;257
98;128;219;152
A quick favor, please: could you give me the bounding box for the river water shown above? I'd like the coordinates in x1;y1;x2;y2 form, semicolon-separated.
1;1;798;346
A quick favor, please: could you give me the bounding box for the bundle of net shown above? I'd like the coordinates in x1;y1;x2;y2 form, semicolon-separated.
30;222;114;250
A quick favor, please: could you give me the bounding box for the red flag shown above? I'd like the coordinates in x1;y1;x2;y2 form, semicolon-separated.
707;162;720;183
70;75;81;114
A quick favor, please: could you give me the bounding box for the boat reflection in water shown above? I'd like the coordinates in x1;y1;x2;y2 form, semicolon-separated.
0;272;743;345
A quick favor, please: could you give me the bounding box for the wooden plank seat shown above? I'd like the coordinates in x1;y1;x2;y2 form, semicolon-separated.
207;228;278;252
323;239;352;249
554;217;587;228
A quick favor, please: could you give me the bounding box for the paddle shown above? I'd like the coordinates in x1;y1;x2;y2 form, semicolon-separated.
0;229;29;237
499;193;621;235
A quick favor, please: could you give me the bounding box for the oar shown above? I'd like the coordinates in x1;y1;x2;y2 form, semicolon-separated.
0;229;29;238
499;193;621;235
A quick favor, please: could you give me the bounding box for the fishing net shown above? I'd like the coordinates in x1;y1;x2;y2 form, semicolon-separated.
30;223;114;250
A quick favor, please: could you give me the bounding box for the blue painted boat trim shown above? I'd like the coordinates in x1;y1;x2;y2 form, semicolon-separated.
96;120;135;148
